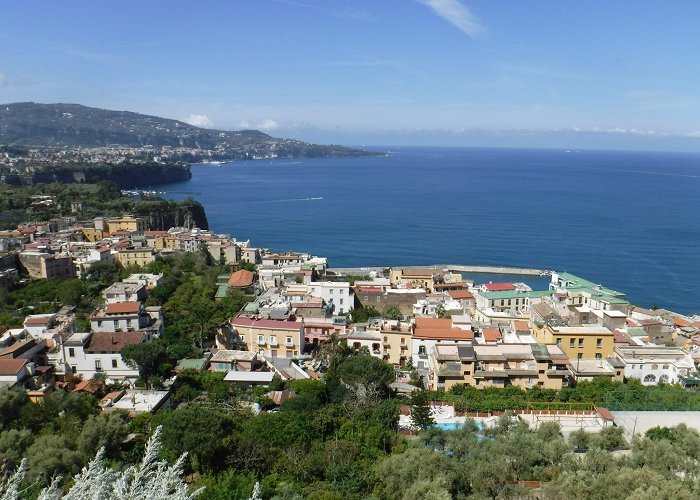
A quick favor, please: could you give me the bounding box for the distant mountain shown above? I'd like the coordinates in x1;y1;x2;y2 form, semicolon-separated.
0;102;371;157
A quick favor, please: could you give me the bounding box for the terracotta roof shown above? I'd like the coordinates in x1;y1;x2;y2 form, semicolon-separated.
72;379;99;393
230;317;302;331
0;358;28;376
0;339;39;358
228;269;255;288
613;329;634;345
414;317;472;340
104;302;141;315
674;317;691;328
415;317;453;330
448;290;474;300
513;320;530;332
355;285;383;293
484;283;515;292
413;328;473;341
85;332;145;353
482;327;502;342
24;315;53;325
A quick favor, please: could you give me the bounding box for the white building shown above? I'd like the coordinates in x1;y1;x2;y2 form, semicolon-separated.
90;302;162;336
615;346;696;385
122;273;164;288
102;282;147;304
62;331;148;384
308;281;352;315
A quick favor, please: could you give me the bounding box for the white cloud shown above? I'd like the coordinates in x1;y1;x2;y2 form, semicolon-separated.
183;114;213;128
238;119;279;131
0;72;7;86
418;0;483;37
684;131;700;138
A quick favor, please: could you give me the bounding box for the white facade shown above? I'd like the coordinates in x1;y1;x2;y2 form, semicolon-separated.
616;346;695;385
102;283;147;304
308;281;352;315
63;332;141;384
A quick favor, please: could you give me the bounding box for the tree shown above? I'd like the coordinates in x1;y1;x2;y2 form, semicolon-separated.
569;428;591;451
410;390;434;430
590;426;627;451
121;342;170;385
373;448;454;500
384;307;402;320
24;434;84;486
77;411;131;459
4;426;203;500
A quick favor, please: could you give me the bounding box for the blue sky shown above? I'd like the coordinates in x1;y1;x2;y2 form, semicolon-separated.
2;0;700;150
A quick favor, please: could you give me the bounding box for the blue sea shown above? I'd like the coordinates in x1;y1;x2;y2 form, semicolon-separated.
162;147;700;315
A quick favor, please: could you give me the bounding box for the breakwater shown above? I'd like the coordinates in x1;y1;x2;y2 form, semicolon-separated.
328;264;548;277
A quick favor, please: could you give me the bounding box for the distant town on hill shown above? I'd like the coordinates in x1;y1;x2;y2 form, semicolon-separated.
0;102;377;187
0;102;371;158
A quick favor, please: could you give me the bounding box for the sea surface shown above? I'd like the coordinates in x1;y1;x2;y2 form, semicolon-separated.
162;147;700;315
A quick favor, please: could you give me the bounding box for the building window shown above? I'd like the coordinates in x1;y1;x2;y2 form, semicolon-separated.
71;365;77;374
662;364;669;369
659;374;669;384
644;374;657;383
271;349;277;357
112;359;118;368
258;335;264;344
569;339;575;348
95;360;102;372
113;320;119;329
596;338;602;348
556;338;562;347
578;339;584;348
68;347;75;357
339;299;343;305
595;353;602;360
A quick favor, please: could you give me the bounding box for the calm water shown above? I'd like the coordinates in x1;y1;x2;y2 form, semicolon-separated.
162;147;700;314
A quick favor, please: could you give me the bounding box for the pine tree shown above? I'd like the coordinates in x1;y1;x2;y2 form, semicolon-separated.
410;389;435;430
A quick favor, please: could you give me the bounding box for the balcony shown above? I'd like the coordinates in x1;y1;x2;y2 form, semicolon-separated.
437;362;463;377
285;340;295;347
257;338;266;346
269;338;279;346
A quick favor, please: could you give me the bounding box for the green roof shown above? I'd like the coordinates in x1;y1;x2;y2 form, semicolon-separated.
481;289;552;300
217;274;230;284
176;358;208;372
553;271;629;305
215;283;229;299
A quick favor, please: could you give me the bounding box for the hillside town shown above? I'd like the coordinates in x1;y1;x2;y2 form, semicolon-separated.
1;211;700;423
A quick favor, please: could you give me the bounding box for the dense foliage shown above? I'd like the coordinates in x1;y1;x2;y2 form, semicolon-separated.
0;181;208;229
428;377;700;412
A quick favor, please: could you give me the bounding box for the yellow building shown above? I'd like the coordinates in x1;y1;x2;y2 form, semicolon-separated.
105;216;148;234
81;227;105;242
429;343;569;391
115;248;156;268
534;325;614;360
365;319;412;366
221;318;304;358
389;267;438;292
